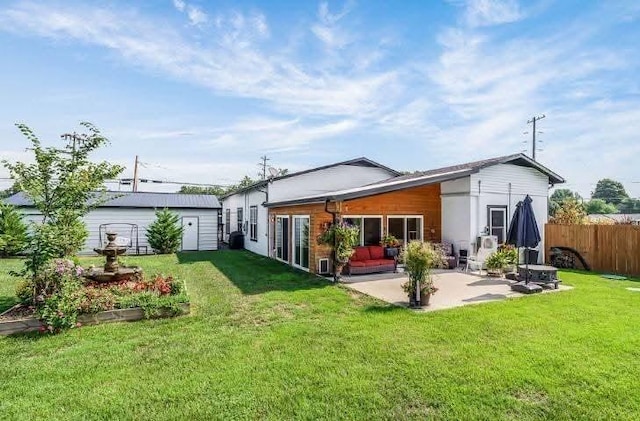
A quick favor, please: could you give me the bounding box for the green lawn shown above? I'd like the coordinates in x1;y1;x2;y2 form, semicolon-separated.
1;251;640;420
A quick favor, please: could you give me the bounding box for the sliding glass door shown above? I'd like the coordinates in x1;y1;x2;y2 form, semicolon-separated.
275;216;289;262
292;216;310;270
387;216;423;245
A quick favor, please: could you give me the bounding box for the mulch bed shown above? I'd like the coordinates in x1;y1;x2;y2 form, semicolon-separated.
0;304;36;321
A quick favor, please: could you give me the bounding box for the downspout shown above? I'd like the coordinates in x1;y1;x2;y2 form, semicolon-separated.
508;182;512;225
258;182;269;257
324;198;339;281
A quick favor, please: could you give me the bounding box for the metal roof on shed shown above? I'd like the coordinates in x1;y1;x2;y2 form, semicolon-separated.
4;191;221;209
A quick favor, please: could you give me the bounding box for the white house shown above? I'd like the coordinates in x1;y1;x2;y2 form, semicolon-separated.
224;153;563;273
221;158;400;256
5;192;221;254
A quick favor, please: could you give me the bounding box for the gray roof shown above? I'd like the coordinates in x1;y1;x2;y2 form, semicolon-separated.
265;153;564;207
4;191;221;209
220;157;400;199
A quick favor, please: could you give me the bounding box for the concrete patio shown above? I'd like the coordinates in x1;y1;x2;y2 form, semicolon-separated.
342;269;572;311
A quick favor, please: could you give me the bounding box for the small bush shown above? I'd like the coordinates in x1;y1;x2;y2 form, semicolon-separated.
402;241;445;295
146;209;184;254
0;203;28;257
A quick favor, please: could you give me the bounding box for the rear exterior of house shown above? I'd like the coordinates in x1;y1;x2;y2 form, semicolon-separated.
441;162;553;255
5;192;221;254
263;154;563;275
267;184;441;273
221;158;400;257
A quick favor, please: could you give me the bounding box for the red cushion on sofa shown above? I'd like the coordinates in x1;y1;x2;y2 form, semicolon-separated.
363;260;380;267
353;246;371;261
370;259;393;266
368;246;385;260
349;261;366;268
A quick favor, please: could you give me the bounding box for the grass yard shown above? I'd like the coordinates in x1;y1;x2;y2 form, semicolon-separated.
1;251;640;420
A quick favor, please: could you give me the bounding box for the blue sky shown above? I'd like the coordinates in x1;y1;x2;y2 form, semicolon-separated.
0;0;639;197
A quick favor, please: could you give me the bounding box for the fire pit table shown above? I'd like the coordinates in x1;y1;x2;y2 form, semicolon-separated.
517;264;560;289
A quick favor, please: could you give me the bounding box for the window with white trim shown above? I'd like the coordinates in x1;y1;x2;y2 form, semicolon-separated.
237;208;243;232
249;206;258;241
343;216;382;246
387;216;423;245
225;209;231;234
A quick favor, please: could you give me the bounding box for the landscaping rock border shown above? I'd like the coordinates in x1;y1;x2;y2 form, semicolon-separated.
0;303;190;336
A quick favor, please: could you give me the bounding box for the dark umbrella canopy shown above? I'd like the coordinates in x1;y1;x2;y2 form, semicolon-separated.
506;195;541;249
506;201;522;246
518;195;541;249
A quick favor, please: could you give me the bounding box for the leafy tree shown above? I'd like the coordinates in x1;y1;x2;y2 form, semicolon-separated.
592;178;628;205
146;208;184;254
549;200;586;225
584;199;618;215
0;182;20;199
2;122;124;274
617;198;640;214
179;185;226;197
549;188;582;216
0;203;28;257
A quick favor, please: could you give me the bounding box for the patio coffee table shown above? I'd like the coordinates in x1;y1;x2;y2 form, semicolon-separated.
517;264;560;289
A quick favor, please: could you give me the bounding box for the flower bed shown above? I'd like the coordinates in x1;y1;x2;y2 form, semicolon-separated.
3;259;189;335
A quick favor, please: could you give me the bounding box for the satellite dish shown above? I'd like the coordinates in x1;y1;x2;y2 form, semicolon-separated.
267;167;279;178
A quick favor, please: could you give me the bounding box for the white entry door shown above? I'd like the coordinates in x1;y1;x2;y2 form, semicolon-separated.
182;217;199;251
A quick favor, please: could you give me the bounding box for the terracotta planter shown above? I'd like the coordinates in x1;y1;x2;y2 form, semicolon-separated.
420;290;432;306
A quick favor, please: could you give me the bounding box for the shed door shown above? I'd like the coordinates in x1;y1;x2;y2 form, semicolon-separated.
182;217;199;251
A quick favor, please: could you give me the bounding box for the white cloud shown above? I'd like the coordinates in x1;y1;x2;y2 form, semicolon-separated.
0;2;398;120
459;0;523;27
172;0;185;13
311;1;354;49
186;5;207;26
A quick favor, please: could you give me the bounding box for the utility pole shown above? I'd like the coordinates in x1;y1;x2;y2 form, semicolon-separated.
257;155;270;179
526;114;545;161
132;155;139;192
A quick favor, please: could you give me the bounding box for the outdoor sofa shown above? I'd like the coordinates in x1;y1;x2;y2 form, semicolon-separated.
345;245;397;275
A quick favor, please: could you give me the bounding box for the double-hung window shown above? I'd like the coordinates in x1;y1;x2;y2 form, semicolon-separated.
225;209;231;234
237;208;243;232
249;206;258;241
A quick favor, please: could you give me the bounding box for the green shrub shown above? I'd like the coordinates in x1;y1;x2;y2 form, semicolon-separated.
401;241;445;295
0;203;28;257
146;209;184;254
485;251;507;270
317;221;360;263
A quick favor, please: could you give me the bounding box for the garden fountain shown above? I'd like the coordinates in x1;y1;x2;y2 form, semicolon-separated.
85;231;142;283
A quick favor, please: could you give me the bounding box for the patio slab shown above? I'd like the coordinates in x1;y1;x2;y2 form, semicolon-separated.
342;270;572;311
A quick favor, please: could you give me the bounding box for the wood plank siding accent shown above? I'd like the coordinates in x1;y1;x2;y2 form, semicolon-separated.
269;184;441;273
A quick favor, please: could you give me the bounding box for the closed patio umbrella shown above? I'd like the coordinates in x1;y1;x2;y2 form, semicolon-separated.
507;195;542;291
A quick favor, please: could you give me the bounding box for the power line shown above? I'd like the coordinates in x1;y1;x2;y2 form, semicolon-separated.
525;114;546;161
257;155;270;179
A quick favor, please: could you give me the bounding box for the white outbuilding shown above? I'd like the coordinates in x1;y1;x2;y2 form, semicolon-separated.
4;192;221;254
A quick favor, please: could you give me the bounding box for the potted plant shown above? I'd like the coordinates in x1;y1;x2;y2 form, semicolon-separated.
485;251;507;277
381;234;401;258
317;221;360;281
499;244;518;273
401;241;445;307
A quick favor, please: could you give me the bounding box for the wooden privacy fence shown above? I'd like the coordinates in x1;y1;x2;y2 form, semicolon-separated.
545;224;640;277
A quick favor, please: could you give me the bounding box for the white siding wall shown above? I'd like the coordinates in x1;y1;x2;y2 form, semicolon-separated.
222;164;396;258
19;208;219;254
268;165;393;203
221;188;269;256
441;164;550;262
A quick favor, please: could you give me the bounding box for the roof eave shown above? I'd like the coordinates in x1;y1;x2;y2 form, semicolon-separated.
265;169;476;208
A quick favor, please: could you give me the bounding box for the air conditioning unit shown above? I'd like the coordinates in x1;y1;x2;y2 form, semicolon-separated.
318;258;330;275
